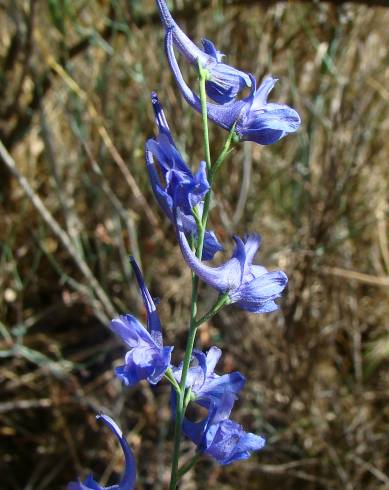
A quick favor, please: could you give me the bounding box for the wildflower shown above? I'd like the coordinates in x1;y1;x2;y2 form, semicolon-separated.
68;414;136;490
173;346;245;407
165;29;301;145
183;393;266;465
176;211;288;313
146;92;223;260
110;257;173;386
155;0;251;104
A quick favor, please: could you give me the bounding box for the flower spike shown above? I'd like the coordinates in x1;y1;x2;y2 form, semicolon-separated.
165;29;301;145
155;0;251;104
175;210;288;313
68;414;136;490
110;257;173;386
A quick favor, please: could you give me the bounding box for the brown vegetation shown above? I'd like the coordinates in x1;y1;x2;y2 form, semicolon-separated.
1;1;388;488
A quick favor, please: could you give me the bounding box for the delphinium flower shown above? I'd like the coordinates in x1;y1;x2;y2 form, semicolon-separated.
176;211;288;313
173;346;246;407
110;257;173;386
183;393;266;465
155;0;251;104
165;29;301;145
68;414;136;490
145;92;223;260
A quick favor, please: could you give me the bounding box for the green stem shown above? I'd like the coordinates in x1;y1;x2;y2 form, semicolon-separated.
198;61;212;173
177;453;201;479
165;368;181;393
213;123;237;176
169;62;212;490
195;293;230;328
169;61;236;490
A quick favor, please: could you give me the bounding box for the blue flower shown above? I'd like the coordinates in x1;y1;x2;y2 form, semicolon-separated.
173;346;246;407
183;393;266;465
110;257;173;386
176;211;288;313
68;414;136;490
156;0;251;104
145;92;223;260
165;29;301;145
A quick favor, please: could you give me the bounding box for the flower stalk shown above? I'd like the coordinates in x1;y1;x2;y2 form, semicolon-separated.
168;60;231;490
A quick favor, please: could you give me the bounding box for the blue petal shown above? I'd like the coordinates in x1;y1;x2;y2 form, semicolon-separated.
202;229;224;261
205;62;253;104
201;38;223;61
230;270;288;308
239;103;301;145
173;349;207;390
237;299;279;314
210;393;236;424
222;431;266;465
242;234;262;265
116;350;155;386
110;314;152;348
145;144;174;219
247;103;301;132
205;346;222;374
242;127;286;145
147;345;174;384
250;76;278;108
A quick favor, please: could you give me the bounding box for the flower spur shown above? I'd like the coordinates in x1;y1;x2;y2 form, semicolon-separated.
68;414;136;490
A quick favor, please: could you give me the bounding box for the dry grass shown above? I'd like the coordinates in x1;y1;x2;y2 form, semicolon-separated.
0;1;388;489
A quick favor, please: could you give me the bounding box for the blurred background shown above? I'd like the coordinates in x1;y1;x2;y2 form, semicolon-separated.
1;0;388;488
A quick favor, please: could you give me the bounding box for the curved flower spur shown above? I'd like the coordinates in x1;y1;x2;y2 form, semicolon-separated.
165;29;301;146
68;414;136;490
155;0;251;104
110;257;173;386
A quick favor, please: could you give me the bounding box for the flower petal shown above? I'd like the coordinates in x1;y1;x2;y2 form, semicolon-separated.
205;346;222;374
201;38;223;61
239;102;301;145
110;314;152;348
250;76;278;109
230;270;288;308
199;372;246;406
